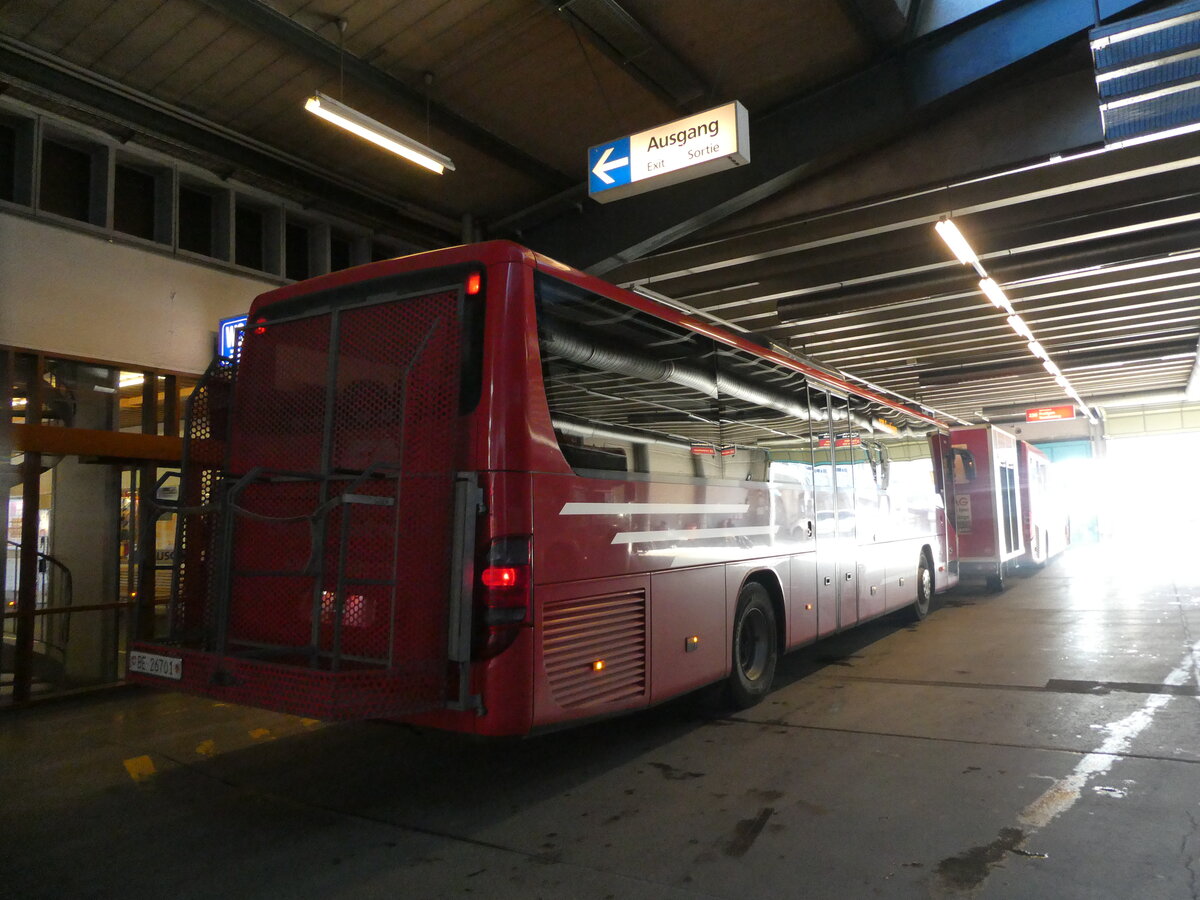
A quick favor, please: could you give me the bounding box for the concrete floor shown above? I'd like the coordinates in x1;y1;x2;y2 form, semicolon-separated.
3;537;1199;899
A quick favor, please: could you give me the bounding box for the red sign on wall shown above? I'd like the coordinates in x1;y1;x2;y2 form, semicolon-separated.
1025;405;1076;422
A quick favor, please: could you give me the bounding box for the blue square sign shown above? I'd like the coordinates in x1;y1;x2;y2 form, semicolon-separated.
588;136;631;195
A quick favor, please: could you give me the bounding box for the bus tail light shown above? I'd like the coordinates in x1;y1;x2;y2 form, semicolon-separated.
474;535;531;660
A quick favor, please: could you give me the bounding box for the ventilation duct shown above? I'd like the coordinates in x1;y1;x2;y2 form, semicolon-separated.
540;320;925;435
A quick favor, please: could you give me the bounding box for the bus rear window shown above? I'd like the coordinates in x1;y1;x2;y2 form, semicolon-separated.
251;265;486;417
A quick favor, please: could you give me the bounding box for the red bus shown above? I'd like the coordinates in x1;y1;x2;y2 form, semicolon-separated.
949;425;1025;591
128;241;960;735
1017;440;1068;568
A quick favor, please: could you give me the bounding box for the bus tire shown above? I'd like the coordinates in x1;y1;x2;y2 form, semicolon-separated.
909;552;933;622
728;582;778;709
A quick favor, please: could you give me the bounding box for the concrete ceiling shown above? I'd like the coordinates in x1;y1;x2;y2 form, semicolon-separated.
2;0;1198;424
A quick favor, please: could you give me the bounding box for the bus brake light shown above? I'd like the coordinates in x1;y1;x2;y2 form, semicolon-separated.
481;566;520;589
466;272;482;295
474;536;531;660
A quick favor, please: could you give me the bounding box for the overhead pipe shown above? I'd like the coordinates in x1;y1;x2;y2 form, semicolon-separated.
551;415;693;449
540;320;924;435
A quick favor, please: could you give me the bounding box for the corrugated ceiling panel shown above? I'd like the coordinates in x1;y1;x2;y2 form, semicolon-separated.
139;10;236;96
7;0;108;52
435;9;674;175
625;0;872;112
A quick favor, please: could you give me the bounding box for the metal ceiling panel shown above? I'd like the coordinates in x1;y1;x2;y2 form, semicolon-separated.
3;0;1197;422
625;0;873;113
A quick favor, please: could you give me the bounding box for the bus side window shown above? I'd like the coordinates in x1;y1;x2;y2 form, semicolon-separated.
952;448;976;483
557;436;630;473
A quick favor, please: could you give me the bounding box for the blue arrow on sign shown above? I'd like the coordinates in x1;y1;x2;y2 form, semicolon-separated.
588;136;631;194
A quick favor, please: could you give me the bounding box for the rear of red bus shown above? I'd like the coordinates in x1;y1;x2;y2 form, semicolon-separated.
1017;439;1067;567
128;241;548;736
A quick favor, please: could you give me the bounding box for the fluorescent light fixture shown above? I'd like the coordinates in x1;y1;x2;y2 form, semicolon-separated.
935;219;979;267
935;218;1091;413
979;278;1012;311
305;91;455;174
1006;315;1033;340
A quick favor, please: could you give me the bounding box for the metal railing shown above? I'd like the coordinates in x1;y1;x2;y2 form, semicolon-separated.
3;540;74;661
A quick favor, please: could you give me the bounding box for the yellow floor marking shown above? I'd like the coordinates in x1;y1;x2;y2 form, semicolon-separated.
195;739;217;757
123;755;156;783
248;728;273;740
300;718;321;728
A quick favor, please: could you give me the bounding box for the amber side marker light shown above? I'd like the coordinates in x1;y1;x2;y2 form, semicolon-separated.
593;660;606;672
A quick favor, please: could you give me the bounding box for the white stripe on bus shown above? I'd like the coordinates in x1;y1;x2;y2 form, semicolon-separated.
610;525;776;545
560;502;750;516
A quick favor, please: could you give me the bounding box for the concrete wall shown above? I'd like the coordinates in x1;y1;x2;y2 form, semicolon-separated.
1104;402;1200;437
0;212;277;374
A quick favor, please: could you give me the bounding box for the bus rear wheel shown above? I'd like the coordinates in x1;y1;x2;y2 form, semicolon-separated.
728;582;778;709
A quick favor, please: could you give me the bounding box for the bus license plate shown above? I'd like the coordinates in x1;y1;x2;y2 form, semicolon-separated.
129;651;183;681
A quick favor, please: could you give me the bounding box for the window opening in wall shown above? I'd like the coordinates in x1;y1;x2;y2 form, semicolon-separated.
40;138;92;223
115;371;149;432
285;219;311;281
330;231;353;271
113;163;157;241
235;203;266;270
0;121;16;203
178;184;216;256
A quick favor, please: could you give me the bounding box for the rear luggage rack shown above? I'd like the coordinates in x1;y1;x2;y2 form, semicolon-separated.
133;282;479;718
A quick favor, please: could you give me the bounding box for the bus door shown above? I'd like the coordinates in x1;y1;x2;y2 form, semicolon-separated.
812;389;857;633
831;395;859;629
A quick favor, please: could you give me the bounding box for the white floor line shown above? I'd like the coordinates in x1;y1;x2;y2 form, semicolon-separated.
1018;639;1200;830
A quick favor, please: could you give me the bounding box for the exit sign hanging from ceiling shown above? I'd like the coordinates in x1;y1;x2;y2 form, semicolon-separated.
1026;405;1077;422
587;101;750;203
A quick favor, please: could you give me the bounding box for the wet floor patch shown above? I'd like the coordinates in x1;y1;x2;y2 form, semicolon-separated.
724;807;774;858
934;827;1031;893
1044;679;1200;696
647;762;704;780
814;654;864;667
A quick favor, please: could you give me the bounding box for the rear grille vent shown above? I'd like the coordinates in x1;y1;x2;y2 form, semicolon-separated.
544;590;646;709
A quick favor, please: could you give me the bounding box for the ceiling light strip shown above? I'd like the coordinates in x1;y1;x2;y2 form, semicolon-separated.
935;217;1098;423
305;91;455;174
